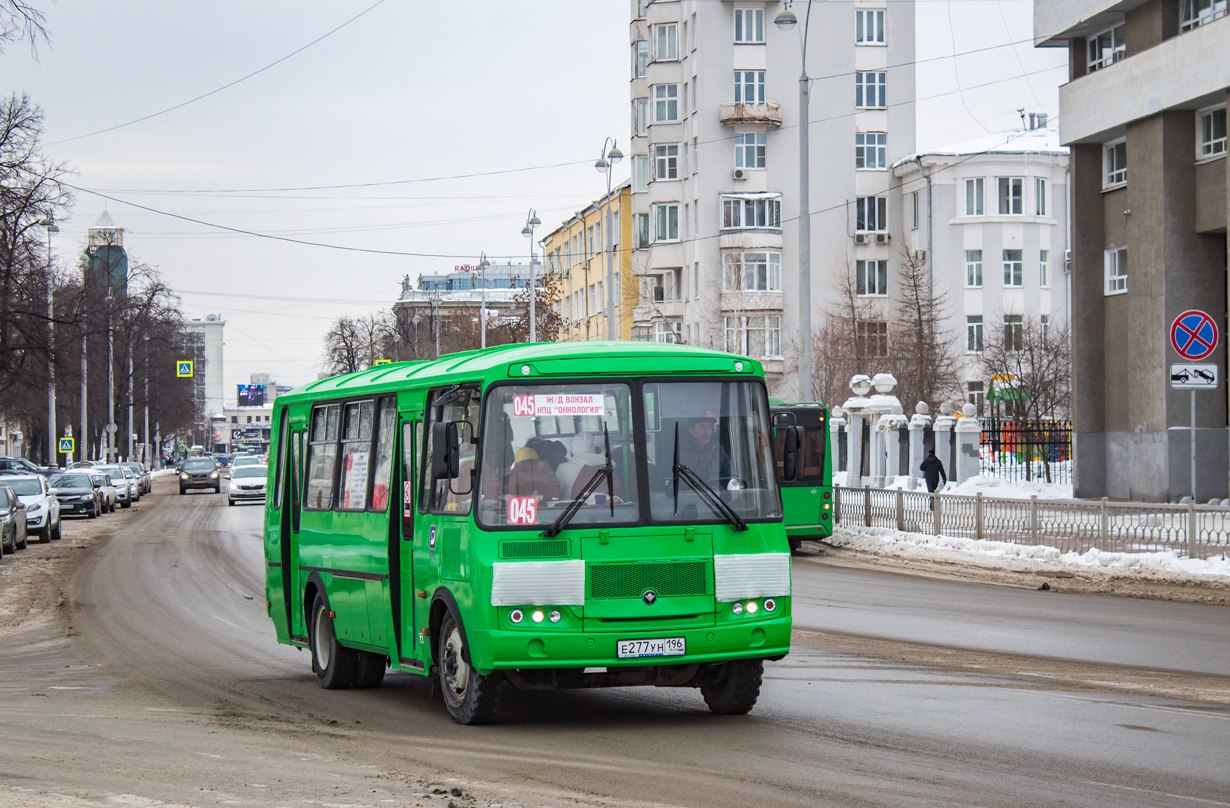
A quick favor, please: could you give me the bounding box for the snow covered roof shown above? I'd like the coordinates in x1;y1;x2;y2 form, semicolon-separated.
892;128;1068;173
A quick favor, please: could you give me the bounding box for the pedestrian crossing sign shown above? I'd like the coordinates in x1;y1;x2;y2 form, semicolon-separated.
59;437;74;454
374;359;392;366
177;360;193;377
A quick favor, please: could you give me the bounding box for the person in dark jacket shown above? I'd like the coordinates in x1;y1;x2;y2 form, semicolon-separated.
920;449;947;505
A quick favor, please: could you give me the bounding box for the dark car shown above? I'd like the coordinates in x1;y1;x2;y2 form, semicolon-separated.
0;486;28;554
179;457;221;494
50;473;103;519
0;457;53;478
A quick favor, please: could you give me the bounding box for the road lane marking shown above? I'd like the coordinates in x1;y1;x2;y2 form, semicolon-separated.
1083;781;1230;806
212;614;243;630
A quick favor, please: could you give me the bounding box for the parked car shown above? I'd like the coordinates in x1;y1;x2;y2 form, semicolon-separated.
179;457;221;494
95;465;135;509
121;462;151;495
230;455;263;473
50;473;103;519
227;464;268;506
5;474;61;542
0;456;54;478
77;470;118;512
0;486;28;553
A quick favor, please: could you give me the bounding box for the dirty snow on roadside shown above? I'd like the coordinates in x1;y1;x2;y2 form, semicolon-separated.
828;524;1230;585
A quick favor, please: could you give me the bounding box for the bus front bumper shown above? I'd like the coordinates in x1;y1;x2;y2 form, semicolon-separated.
477;618;791;673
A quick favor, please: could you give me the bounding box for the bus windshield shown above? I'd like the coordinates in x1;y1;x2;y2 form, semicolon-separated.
476;379;780;528
478;382;638;528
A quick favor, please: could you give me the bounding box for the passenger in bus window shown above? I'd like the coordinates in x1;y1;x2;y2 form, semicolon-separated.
508;437;564;502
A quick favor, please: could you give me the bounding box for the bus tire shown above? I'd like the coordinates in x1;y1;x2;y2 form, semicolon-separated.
310;592;356;689
788;538;802;553
353;652;387;689
699;659;763;715
437;612;500;725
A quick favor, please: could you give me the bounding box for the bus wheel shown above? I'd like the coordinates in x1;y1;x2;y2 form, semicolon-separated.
437;612;500;725
310;593;356;689
788;538;802;553
353;652;386;689
699;659;764;715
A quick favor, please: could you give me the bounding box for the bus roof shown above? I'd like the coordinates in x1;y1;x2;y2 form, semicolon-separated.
280;342;765;404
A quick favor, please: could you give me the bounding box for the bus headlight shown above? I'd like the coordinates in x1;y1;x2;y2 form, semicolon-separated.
531;609;545;624
745;600;759;614
548;610;561;623
731;602;744;615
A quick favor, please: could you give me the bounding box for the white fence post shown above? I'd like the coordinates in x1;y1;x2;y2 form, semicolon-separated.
896;489;904;531
1188;501;1198;560
1030;495;1039;545
975;492;983;541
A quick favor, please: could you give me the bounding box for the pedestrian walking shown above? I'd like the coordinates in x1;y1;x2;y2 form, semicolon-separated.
920;448;947;509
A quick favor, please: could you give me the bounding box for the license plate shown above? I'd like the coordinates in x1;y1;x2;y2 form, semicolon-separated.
617;637;686;659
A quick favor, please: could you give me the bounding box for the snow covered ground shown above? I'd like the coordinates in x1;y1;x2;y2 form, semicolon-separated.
827;524;1230;585
833;471;1073;499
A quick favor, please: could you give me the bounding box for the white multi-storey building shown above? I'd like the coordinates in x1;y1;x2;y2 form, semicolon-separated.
894;125;1070;413
628;0;916;395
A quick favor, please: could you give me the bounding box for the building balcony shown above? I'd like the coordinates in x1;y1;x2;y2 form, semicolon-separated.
719;101;782;127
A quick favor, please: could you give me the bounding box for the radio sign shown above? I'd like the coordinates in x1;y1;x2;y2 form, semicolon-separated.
512;394;604;418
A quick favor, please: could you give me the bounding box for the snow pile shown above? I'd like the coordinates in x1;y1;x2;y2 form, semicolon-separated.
950;474;1073;500
829;525;1230;583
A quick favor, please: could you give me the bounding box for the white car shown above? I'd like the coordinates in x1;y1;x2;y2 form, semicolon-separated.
5;474;61;542
227;465;268;506
230;455;263;471
95;465;136;509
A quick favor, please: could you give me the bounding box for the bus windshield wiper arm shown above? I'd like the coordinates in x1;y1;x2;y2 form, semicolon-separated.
674;464;747;531
542;426;615;538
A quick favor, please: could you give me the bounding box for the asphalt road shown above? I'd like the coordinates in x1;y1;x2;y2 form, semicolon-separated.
1;479;1228;808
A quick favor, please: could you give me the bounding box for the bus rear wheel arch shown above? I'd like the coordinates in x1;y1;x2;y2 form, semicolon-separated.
309;590;356;689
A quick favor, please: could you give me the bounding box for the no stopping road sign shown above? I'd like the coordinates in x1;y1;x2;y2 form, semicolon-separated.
1170;310;1218;361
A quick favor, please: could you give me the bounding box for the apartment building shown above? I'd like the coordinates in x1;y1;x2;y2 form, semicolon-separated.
1034;0;1229;501
543;181;637;341
894;125;1070;413
628;0;916;394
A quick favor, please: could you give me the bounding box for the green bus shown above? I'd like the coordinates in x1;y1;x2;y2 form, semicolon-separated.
263;343;792;724
770;401;833;551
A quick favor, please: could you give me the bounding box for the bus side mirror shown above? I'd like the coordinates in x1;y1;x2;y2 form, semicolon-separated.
782;425;803;481
432;422;461;480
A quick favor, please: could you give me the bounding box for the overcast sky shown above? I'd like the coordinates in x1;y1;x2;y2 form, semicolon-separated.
7;0;1065;394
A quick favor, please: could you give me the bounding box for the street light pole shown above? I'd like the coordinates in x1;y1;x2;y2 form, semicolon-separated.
478;252;491;349
776;1;817;400
522;210;541;343
594;138;625;340
41;219;58;466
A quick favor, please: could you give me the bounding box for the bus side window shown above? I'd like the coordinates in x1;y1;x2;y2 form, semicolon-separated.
370;398;396;511
273;411;288;509
421;386;480;515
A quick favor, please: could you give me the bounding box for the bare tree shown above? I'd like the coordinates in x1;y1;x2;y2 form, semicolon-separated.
0;0;48;54
322;313;391;376
978;314;1071;423
810;249;886;406
888;243;962;411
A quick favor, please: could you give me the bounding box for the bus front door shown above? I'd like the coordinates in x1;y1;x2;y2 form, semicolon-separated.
288;428;306;639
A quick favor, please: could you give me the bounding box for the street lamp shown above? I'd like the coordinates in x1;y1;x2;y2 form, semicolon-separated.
521;209;541;343
776;0;817;400
594;138;624;340
478;252;491;349
40;218;58;466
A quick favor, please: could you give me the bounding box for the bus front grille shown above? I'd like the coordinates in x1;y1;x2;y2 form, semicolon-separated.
588;561;711;599
499;539;571;560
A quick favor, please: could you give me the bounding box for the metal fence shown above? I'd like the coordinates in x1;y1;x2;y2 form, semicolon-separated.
834;485;1230;560
979;419;1072;485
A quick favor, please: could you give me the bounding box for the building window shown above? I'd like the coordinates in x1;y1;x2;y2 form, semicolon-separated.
911;192;919;230
1040;250;1050;287
633;40;648;78
632;154;649;193
855;71;887;109
1105;247;1127;295
856;260;888;296
1041;314;1050;341
856;9;886;44
1086;25;1125;72
855;196;887;232
654;23;679;61
1002;250;1023;287
633;0;649;20
967;316;984;353
725;314;782;357
654;203;680;242
734;132;766;169
1198;105;1227;159
1003;315;1024;352
634;213;650;248
855;131;887;170
967;381;985;415
1181;0;1227;32
634;98;648;136
652;84;680;123
720;194;782;230
856;321;889;357
964;178;984;216
1104;139;1127;188
653;320;682;344
723;251;782;292
734;70;765;105
997;177;1023;215
653;143;680;180
1034;177;1047;216
965;250;983;288
734;8;765;43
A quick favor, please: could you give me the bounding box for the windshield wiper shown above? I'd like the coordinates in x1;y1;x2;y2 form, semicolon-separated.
671;422;747;531
542;426;615;538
